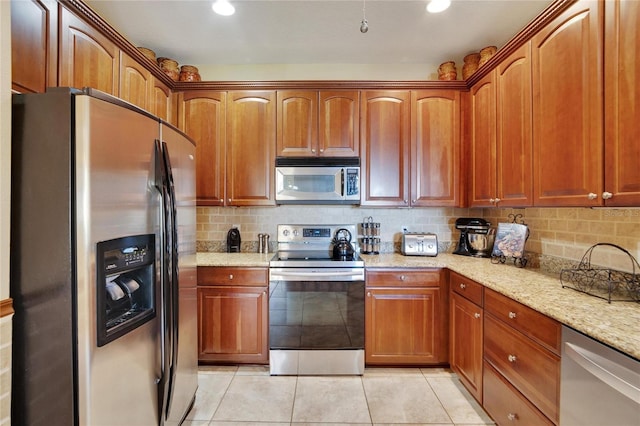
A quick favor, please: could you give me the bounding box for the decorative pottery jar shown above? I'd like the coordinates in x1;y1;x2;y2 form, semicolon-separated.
157;57;180;81
137;47;156;63
438;61;457;81
462;52;480;79
478;46;497;67
179;65;202;82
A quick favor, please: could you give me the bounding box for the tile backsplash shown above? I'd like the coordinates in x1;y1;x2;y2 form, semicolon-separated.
197;206;640;272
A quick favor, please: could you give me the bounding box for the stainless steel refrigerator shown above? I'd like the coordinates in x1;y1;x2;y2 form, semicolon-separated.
10;87;198;425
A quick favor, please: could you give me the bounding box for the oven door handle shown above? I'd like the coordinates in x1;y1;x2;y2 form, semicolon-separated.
269;268;364;281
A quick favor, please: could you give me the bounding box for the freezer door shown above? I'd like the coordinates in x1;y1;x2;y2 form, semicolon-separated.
74;94;162;425
160;123;198;425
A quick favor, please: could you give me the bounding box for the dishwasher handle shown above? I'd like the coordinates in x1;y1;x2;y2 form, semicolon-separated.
564;341;640;403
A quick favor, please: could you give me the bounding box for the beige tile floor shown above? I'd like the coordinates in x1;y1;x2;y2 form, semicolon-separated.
183;366;494;426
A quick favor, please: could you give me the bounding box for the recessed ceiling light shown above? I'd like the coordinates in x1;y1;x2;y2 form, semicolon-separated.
212;0;235;16
427;0;451;14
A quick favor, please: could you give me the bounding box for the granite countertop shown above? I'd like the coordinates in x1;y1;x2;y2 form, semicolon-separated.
196;252;640;360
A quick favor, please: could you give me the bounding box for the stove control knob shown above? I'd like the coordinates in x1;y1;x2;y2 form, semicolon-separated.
283;229;290;237
293;229;299;236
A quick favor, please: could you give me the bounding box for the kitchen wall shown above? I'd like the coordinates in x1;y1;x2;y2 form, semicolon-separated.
197;63;442;81
198;206;640;273
0;2;11;424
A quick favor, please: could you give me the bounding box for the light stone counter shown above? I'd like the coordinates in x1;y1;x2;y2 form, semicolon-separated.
197;251;640;360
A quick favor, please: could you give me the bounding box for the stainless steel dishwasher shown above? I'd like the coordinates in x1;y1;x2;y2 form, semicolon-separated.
560;326;640;425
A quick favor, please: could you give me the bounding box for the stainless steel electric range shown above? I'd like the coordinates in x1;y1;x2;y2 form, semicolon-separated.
269;224;365;375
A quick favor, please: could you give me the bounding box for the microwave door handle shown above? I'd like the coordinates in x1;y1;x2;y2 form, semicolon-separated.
341;169;345;197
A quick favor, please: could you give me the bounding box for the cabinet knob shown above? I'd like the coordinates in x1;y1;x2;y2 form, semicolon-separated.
404;199;408;204
229;274;234;280
412;199;416;204
602;191;613;200
312;149;316;153
587;192;598;200
459;283;466;289
508;354;517;363
320;149;324;153
507;413;517;421
399;275;406;281
474;312;481;319
508;311;517;319
367;291;371;297
220;198;223;203
494;197;501;204
228;198;231;203
489;198;495;203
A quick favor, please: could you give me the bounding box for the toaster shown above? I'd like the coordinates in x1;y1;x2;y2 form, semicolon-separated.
401;232;438;256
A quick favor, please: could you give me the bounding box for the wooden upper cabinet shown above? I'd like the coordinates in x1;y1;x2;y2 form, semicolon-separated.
360;91;411;206
469;70;497;207
496;42;533;207
59;6;120;96
603;0;640;206
277;91;318;156
178;91;226;206
319;91;359;157
277;90;359;157
151;76;174;125
11;0;58;94
411;90;461;207
531;0;603;206
119;51;151;110
226;91;276;206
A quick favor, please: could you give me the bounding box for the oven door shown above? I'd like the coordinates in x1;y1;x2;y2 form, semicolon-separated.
275;166;348;204
268;268;365;374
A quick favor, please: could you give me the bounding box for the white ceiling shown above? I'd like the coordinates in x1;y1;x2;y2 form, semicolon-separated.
86;0;553;68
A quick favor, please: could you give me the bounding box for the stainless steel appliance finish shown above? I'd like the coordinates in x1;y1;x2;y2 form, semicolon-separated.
269;224;365;375
401;232;438;256
560;326;640;426
275;157;360;204
10;88;197;425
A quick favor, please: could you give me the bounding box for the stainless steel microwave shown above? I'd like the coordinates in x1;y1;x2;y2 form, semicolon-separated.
275;157;360;204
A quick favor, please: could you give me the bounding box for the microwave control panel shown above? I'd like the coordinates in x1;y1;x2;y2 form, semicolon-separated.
345;168;359;196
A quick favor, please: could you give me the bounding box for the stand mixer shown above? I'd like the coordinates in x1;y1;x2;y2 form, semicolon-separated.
453;218;494;257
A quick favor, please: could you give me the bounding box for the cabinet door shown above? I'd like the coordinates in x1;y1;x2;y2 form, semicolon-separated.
198;286;268;364
319;91;360;157
151;76;173;124
469;71;497;207
604;0;640;206
531;0;603;206
277;90;317;157
360;91;411;206
119;51;151;110
450;292;483;402
496;42;533;207
411;90;461;207
227;91;276;206
59;6;119;96
178;91;226;206
365;287;447;365
11;0;58;93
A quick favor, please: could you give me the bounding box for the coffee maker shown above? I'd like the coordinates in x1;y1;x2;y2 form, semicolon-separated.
453;218;494;257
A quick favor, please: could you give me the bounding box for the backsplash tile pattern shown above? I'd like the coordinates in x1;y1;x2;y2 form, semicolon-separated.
197;206;640;274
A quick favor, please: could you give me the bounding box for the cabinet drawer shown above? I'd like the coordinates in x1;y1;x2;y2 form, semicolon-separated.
484;288;560;353
484;314;560;423
198;266;268;286
366;269;442;287
483;361;554;426
450;271;483;306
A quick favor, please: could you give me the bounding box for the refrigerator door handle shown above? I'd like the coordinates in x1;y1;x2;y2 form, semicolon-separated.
154;140;173;425
161;141;181;421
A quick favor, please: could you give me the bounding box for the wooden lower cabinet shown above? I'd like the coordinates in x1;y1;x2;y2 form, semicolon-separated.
365;269;448;365
483;361;554;426
197;267;268;364
450;291;483;402
483;288;560;425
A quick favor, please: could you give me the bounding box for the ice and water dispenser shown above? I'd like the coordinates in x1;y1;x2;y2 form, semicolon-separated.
96;234;156;346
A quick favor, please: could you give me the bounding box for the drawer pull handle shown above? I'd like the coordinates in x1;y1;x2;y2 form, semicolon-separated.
508;354;517;363
508;311;517;319
459;283;466;289
229;274;234;280
474;312;481;319
507;413;517;421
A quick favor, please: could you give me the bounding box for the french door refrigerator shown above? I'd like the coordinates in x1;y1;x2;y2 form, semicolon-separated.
10;87;198;425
